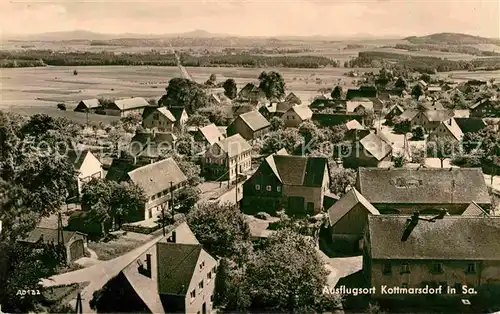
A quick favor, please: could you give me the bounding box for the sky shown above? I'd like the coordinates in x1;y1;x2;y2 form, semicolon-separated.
0;0;499;38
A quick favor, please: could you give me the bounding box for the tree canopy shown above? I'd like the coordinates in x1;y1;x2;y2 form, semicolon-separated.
258;71;286;100
222;79;238;100
161;78;209;113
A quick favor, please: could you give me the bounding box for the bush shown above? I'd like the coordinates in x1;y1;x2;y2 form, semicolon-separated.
411;126;425;140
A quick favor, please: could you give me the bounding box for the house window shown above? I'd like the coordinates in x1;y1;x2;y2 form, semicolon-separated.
277;186;281;192
207;271;212;281
199;280;204;290
199;261;205;270
151;195;156;200
255;184;260;190
213;266;217;274
466;263;476;274
190;289;196;300
401;262;410;274
431;263;443;274
383;263;392;275
266;185;272;191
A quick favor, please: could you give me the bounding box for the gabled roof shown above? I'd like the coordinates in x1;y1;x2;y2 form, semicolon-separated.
359;133;392;161
115;97;150;111
276;101;296;113
421;109;454;122
168;106;188;121
214;134;252;158
470;98;500;110
368;216;500;260
20;227;84;246
285;92;302;105
77;99;100;109
265;155;329;187
198;124;223;146
287;105;313;121
155;107;176;122
346;99;374;113
357;167;491;205
462;201;489;217
236;110;270;132
67;150;93;170
128;158;187;196
233;104;255;116
454;117;486;134
387;105;404;115
157;243;202;296
328;188;379;226
440;118;464;141
400;109;419;121
345;119;366;131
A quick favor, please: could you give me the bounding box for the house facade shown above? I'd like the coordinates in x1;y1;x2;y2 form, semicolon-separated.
127;158;188;221
364;216;500;299
92;222;218;314
68;150;103;198
203;134;252;182
242;155;330;216
411;110;455;133
355;167;492;214
143;107;176;131
282;105;313;128
343;133;392;169
328;188;379;253
471;99;500;118
74;99;100;112
227;110;270;141
429;118;464;143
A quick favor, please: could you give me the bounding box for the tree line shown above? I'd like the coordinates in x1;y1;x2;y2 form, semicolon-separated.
0;50;339;68
345;51;500;73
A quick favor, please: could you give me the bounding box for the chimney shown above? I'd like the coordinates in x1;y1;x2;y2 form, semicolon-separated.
167;230;176;243
145;253;152;277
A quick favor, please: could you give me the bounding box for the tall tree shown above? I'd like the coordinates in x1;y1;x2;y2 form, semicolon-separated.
331;85;343;99
394;77;408;89
161;78;209;112
411;84;424;99
222;79;238;100
187;202;252;263
269;116;285;132
329;167;356;196
258;71;286;100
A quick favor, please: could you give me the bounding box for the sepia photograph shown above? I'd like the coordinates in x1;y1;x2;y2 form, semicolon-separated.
0;0;500;313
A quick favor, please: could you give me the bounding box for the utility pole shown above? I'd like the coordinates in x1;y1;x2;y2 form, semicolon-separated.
161;205;166;237
86;109;89;127
170;181;174;224
235;158;238;209
75;292;83;314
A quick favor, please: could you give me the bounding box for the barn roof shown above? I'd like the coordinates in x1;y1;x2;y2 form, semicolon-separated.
359;133;392;161
328;188;379;226
20;227;83;246
368;216;500;260
198;124;224;146
115;97;150;111
214;134;252;158
265;155;329;187
128;158;187;196
237;110;270;131
357;167;491;205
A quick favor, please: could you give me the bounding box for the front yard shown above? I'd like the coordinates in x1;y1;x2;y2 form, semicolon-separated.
87;231;153;261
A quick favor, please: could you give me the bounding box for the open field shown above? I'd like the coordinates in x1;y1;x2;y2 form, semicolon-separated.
0;65;377;115
435;70;500;82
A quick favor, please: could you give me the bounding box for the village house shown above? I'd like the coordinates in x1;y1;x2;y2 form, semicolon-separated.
312;112;363;127
19;227;88;264
128;131;177;160
345;119;370;141
427;85;442;94
68;150;103;198
282;105;313;127
127;158;188;221
194;123;224;147
346;99;374;114
227;110;270;141
74;99;100;113
259;101;296;119
91;222;218;314
471;98;500;118
168;107;189;128
238;83;265;102
364;216;500;298
384;104;404;122
429;118;464;142
343;132;393;169
285;92;302;105
410;110;455;133
454;117;487;134
232;104;256;117
105;97;152;117
203;134;252;182
327;188;379;253
355;167;491;214
242;155;330;216
142;107;176;131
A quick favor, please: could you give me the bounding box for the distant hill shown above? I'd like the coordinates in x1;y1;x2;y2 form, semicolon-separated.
405;33;500;45
7;29;230;41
